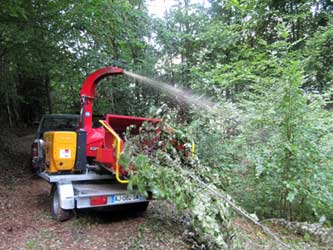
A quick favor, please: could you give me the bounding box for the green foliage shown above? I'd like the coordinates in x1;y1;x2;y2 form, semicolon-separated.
152;1;209;85
151;0;333;224
189;103;243;189
303;20;333;91
228;62;333;221
120;110;235;249
188;59;333;222
0;0;157;124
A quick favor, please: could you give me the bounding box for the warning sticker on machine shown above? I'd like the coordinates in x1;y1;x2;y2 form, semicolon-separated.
60;149;71;158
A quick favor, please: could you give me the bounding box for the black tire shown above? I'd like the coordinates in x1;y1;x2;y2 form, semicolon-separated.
50;185;72;222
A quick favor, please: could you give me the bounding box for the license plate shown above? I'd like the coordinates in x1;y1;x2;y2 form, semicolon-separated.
109;194;144;204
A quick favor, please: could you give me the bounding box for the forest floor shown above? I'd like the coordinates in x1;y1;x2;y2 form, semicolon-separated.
0;129;330;250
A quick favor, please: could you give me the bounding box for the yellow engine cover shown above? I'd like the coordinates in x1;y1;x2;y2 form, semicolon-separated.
43;131;77;173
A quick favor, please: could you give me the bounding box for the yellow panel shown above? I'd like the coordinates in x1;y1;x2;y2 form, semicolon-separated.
44;131;77;173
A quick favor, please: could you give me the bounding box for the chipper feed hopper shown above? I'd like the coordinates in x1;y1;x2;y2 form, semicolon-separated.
39;66;158;221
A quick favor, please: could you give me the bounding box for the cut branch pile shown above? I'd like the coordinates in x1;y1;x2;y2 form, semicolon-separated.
121;114;290;249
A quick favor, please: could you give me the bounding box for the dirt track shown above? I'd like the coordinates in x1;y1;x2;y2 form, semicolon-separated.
0;132;188;250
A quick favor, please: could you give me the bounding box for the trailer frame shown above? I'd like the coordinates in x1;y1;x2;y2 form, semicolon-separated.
38;170;148;221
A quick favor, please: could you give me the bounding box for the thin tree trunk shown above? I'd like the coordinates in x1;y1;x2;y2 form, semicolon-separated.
5;92;13;128
45;75;53;113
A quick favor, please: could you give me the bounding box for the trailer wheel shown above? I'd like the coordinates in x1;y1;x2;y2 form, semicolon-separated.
50;185;72;221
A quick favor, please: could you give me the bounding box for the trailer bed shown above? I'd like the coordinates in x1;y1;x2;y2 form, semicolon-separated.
38;170;114;183
38;171;147;213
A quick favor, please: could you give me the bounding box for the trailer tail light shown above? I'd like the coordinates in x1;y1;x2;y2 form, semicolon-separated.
90;196;107;206
32;142;38;157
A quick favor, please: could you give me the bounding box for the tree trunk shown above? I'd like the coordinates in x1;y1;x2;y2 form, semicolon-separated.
45;75;53;114
5;92;13;128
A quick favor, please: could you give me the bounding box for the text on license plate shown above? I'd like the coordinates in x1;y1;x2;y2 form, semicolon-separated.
109;194;144;204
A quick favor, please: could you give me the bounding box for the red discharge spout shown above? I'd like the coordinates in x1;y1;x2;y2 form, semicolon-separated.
79;66;124;130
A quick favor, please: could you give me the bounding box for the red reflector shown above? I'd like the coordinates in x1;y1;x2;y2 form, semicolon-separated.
90;196;107;206
32;143;38;157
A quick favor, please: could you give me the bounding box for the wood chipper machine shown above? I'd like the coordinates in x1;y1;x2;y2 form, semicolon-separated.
38;66;159;221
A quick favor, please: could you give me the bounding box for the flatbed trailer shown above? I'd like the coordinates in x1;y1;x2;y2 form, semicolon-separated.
39;170;148;221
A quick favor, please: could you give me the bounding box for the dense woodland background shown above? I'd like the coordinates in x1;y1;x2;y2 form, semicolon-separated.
1;0;333;238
